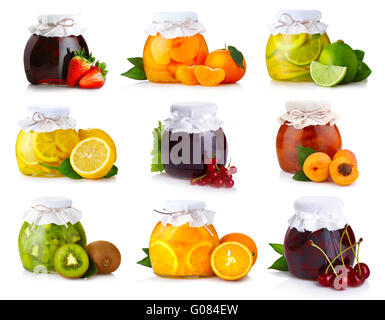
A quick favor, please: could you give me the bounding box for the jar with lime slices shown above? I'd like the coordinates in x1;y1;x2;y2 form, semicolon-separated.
16;106;79;177
266;10;330;81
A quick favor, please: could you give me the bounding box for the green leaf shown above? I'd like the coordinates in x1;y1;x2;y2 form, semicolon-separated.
293;169;311;182
127;57;144;71
39;162;60;170
151;121;165;173
269;243;284;255
81;259;98;278
104;165;118;178
137;248;152;269
354;50;365;62
297;145;317;167
59;159;83;179
142;248;149;255
228;46;245;70
268;256;288;271
353;61;371;82
121;66;147;80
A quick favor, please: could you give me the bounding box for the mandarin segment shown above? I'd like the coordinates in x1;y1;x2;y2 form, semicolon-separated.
303;152;332;182
194;65;225;86
150;35;173;64
175;66;199;85
169;36;200;63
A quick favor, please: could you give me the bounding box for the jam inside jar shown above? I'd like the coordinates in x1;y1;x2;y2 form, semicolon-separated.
161;102;228;179
149;201;219;278
284;197;355;280
143;12;208;83
24;15;88;85
276;101;342;173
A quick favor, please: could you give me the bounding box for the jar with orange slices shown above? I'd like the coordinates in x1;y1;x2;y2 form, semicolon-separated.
149;200;219;278
16;106;79;177
143;12;208;83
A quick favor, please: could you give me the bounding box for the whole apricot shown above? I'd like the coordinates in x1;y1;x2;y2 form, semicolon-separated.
333;149;357;167
205;48;246;84
303;152;332;182
329;156;359;186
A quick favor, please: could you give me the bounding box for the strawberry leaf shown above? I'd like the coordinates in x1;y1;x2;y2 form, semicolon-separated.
151;121;165;173
228;46;245;70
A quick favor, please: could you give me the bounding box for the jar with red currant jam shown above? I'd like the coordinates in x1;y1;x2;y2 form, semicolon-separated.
276;101;342;173
24;15;89;85
284;197;355;280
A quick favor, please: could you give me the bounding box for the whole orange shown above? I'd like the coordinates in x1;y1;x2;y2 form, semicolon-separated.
205;49;246;84
220;233;257;264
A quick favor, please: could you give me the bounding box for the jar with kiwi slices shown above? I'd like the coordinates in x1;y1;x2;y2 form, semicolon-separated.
18;197;87;273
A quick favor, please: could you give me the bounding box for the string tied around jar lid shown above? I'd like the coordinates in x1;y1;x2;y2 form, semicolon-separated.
287;108;330;127
46;17;75;27
27;112;64;128
31;204;72;229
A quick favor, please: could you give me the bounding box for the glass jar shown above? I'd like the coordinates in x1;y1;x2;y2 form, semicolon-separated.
16;106;79;177
149;201;219;278
284;197;355;280
161;102;228;179
266;10;330;81
143;12;208;83
24;15;89;85
276;101;342;173
18;197;87;273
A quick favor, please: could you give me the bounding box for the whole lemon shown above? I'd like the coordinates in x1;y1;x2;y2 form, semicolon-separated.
319;40;358;83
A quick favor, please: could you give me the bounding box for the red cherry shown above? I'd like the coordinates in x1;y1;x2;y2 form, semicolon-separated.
348;269;366;287
206;164;216;172
214;178;224;188
229;166;237;174
225;179;234;188
354;263;370;279
318;271;335;287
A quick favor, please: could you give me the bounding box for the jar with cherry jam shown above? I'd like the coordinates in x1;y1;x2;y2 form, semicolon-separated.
284;197;355;280
24;15;89;85
276;101;342;173
161;102;228;179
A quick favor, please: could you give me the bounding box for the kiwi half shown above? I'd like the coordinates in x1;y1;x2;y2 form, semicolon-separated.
54;244;89;278
86;241;121;274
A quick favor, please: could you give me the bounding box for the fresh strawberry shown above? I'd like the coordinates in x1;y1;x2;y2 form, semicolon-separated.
78;61;108;89
67;49;95;87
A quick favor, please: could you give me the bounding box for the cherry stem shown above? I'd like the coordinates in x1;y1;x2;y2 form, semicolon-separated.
339;227;347;267
345;229;361;274
309;240;338;276
326;239;363;274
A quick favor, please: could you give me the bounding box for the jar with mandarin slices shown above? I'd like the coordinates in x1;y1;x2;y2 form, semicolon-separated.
276;101;342;173
16;106;79;177
143;12;208;83
149;200;219;278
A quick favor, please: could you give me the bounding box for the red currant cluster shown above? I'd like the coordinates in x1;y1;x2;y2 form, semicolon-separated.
191;158;237;188
311;227;370;290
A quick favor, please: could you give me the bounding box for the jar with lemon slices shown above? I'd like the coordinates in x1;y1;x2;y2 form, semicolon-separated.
143;12;208;83
266;10;330;81
149;201;219;278
16;106;79;177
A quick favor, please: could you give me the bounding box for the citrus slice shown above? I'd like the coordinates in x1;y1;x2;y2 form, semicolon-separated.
16;131;38;166
32;132;60;163
284;38;321;66
274;33;308;51
149;241;178;276
187;241;214;275
166;223;205;244
78;128;117;161
210;241;253;281
220;233;258;265
69;137;114;179
310;62;347;87
55;129;79;155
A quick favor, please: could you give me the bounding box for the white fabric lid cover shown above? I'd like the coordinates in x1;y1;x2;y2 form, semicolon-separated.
164;102;223;134
278;100;339;129
23;197;82;226
270;10;328;35
156;200;215;228
145;11;206;39
288;196;348;232
19;105;77;133
29;14;86;37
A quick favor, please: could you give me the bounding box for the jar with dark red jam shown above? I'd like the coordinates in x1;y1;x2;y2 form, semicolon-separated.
276;101;342;173
284;197;355;280
161;102;228;179
24;15;88;85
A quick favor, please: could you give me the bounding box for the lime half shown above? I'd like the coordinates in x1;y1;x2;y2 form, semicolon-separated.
284;38;321;66
310;62;347;87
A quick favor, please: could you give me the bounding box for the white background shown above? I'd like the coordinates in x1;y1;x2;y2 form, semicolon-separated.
0;0;383;300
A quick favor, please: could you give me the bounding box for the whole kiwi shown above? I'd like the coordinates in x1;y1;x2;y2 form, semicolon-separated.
86;241;121;274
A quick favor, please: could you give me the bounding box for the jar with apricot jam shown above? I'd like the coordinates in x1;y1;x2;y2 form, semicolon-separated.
276;101;342;173
149;201;219;278
143;12;208;83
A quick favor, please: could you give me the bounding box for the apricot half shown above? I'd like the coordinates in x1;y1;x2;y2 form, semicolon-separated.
333;149;357;167
329;156;359;186
194;65;225;86
175;66;198;85
303;152;332;182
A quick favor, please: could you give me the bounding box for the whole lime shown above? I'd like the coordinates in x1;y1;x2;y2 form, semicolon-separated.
318;40;358;83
